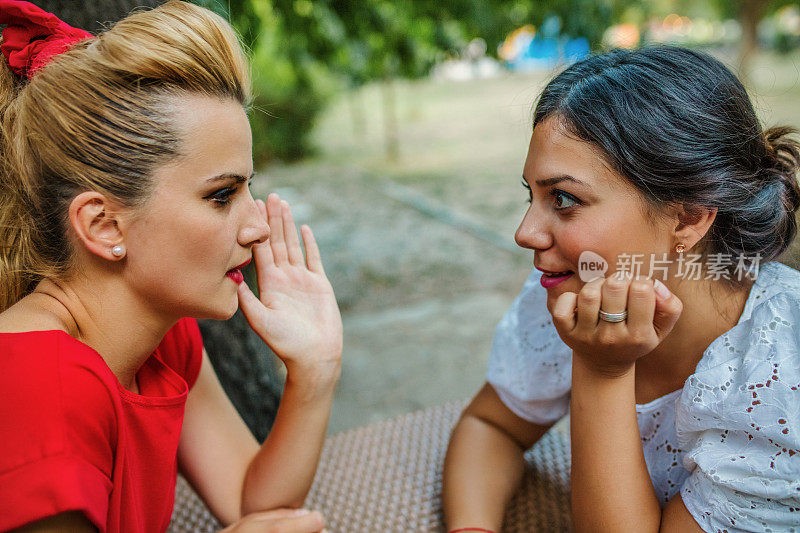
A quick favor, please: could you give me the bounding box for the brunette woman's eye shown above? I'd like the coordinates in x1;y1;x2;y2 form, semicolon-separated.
521;179;533;204
551;189;580;210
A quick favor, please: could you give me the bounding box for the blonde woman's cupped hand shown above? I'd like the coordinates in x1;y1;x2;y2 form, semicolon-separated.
238;193;343;386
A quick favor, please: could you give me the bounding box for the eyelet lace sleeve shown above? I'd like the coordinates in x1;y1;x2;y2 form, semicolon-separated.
486;269;572;424
677;265;800;532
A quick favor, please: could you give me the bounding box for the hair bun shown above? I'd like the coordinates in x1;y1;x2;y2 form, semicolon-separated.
763;126;800;213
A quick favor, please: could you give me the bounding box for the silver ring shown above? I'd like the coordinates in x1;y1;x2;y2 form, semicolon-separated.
599;309;628;323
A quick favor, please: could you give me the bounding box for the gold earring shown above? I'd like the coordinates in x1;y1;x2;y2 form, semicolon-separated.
675;243;686;254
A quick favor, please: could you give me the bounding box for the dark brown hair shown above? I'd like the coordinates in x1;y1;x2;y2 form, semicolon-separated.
534;46;800;285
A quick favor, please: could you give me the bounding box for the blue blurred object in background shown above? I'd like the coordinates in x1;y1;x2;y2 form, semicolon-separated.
565;37;591;62
501;15;590;71
507;35;590;71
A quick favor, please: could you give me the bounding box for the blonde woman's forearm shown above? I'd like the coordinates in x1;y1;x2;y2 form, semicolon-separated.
240;372;338;515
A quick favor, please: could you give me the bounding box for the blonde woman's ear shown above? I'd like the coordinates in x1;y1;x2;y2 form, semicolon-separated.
68;191;127;261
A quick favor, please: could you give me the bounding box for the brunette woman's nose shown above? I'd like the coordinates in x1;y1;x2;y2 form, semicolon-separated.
515;208;552;250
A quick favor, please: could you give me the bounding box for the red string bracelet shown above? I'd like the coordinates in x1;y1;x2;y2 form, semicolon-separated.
448;528;496;533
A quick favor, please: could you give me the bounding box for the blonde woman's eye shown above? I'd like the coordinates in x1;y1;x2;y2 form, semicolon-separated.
205;187;237;206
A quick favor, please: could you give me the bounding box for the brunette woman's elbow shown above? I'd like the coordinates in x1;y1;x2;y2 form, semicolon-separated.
464;383;553;450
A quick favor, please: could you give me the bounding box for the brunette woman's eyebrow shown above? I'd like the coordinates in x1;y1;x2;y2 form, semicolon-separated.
205;172;255;184
534;175;588;188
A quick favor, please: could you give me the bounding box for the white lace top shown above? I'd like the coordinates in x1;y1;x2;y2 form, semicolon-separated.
487;261;800;532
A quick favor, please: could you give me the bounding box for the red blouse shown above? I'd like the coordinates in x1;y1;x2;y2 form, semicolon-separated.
0;318;203;532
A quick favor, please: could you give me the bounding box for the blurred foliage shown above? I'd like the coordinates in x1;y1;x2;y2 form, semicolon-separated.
693;0;795;19
188;0;792;162
654;0;796;75
189;0;643;163
29;1;799;163
644;0;794;19
192;0;338;163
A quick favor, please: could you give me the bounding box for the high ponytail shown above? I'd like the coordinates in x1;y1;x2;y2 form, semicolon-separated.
0;1;250;311
0;55;39;311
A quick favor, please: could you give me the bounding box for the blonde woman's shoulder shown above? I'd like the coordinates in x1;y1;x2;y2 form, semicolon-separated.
0;292;71;334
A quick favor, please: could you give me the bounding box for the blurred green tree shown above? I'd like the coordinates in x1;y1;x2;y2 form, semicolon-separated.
666;0;796;79
195;0;340;164
197;0;644;161
57;0;786;162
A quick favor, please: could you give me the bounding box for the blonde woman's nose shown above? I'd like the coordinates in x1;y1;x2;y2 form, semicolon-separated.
240;197;269;246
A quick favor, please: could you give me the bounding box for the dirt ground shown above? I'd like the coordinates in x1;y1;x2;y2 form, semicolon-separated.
251;50;800;433
253;161;531;432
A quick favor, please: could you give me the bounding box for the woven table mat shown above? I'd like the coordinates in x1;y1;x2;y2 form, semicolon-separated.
169;401;572;532
169;474;222;532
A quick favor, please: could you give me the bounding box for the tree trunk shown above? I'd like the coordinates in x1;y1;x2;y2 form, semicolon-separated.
196;310;283;441
738;0;768;84
348;88;366;142
30;0;166;34
381;77;399;161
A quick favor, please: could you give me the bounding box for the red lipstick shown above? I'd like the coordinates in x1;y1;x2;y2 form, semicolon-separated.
226;258;251;285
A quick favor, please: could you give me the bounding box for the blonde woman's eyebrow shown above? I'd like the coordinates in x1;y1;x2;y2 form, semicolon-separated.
205;172;255;184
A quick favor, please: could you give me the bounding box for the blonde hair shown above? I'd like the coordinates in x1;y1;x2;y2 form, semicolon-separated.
0;1;251;311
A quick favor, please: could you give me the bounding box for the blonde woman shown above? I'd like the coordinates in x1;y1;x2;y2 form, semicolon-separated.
0;2;341;532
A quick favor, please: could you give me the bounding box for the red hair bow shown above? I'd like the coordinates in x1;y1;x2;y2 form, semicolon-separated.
0;0;93;78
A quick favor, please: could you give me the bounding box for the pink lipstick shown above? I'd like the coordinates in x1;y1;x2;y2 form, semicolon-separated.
226;258;251;285
539;270;573;289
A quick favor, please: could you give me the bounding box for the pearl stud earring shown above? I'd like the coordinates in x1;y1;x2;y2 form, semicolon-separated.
111;245;125;258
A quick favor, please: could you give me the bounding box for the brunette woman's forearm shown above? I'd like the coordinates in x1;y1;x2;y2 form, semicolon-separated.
570;357;661;531
443;415;527;531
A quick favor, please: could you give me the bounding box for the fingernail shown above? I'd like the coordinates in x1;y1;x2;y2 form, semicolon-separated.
654;279;671;299
293;509;311;516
